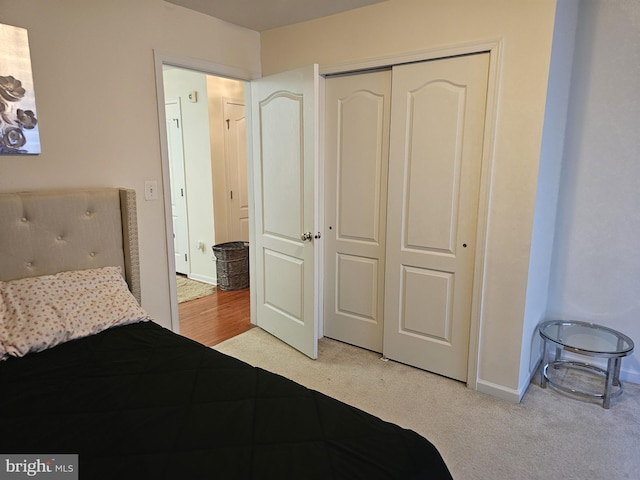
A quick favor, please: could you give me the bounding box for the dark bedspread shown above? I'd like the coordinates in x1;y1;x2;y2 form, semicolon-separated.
0;322;452;479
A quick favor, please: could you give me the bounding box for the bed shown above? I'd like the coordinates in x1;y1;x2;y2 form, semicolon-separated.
0;188;452;480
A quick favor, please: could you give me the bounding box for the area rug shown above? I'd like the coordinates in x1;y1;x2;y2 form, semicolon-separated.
176;275;215;303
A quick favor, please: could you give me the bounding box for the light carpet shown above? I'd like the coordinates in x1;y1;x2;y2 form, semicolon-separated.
176;275;215;303
215;327;640;480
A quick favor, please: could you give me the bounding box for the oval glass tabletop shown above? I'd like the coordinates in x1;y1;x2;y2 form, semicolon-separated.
539;320;634;357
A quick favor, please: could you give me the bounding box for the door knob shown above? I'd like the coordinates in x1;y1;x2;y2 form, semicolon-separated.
300;232;313;242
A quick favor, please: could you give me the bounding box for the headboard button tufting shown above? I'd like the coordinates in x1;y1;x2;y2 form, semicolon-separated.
0;188;140;305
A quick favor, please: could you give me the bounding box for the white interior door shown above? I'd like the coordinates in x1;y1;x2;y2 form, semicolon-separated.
324;70;391;352
383;53;490;382
224;99;249;242
250;65;319;359
165;100;189;275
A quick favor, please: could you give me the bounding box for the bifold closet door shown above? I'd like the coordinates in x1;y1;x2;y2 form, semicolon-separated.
383;53;489;382
324;70;392;352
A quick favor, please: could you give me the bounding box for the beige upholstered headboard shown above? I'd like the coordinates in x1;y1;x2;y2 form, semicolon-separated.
0;188;141;304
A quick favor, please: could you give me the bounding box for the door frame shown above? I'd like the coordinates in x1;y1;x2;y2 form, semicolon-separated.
153;50;260;333
321;39;502;390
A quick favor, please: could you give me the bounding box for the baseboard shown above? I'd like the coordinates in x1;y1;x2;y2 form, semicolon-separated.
475;379;522;404
621;369;640;385
477;351;639;404
187;273;216;285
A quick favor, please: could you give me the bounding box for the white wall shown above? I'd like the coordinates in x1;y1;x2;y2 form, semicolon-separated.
163;67;216;285
522;0;579;391
0;0;260;328
548;0;640;382
261;0;557;400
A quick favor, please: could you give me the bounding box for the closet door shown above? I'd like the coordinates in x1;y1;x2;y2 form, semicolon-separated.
383;53;489;382
324;70;391;352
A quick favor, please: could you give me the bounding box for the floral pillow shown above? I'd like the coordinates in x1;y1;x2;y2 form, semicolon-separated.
0;293;6;359
0;266;151;360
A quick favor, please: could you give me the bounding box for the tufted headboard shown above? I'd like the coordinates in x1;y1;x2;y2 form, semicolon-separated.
0;188;141;304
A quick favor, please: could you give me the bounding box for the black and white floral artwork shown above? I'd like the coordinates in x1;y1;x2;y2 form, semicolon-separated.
0;23;40;154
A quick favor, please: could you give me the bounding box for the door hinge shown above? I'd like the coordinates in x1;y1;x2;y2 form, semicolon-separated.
184;253;187;261
230;190;233;200
226;119;230;129
180;188;184;197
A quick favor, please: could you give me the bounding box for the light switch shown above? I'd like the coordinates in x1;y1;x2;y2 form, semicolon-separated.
144;180;158;201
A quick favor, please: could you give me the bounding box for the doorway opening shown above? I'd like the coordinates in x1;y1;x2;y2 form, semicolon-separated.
161;63;252;346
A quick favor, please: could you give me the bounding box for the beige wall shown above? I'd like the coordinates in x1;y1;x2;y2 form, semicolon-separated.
261;0;558;398
0;0;260;328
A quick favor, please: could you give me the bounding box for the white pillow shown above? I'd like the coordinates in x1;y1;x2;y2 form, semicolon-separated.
0;266;151;360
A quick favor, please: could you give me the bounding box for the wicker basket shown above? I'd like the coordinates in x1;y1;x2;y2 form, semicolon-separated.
212;242;249;291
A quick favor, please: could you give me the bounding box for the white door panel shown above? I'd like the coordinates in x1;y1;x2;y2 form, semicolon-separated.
224;100;249;242
324;70;391;352
165;101;189;275
384;53;489;382
251;65;319;359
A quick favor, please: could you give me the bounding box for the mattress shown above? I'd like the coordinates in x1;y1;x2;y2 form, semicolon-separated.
0;321;452;479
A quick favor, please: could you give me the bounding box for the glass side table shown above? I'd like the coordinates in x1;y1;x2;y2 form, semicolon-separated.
538;320;634;408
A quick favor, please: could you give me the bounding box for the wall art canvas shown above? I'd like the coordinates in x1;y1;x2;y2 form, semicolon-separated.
0;23;40;154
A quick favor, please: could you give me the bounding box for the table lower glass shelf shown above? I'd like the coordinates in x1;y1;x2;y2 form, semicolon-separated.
542;360;624;405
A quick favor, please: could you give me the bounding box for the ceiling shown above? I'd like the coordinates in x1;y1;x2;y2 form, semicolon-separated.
165;0;386;32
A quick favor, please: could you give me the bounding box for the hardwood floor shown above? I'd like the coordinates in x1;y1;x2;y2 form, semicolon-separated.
178;287;252;347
